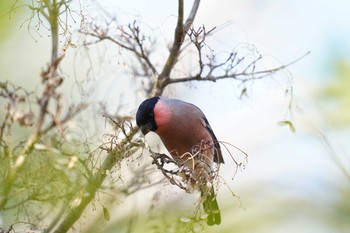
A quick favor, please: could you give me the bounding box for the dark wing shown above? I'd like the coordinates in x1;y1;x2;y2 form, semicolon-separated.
203;116;224;164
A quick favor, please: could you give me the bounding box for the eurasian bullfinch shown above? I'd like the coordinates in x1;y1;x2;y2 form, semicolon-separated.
136;96;224;225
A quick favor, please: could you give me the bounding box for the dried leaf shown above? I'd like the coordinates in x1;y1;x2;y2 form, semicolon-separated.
277;120;296;133
240;87;248;99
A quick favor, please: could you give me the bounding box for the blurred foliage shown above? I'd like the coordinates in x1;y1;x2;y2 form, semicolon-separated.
316;59;350;232
78;183;350;233
0;0;21;42
327;184;350;232
0;140;88;217
0;81;89;225
0;0;93;231
319;60;350;126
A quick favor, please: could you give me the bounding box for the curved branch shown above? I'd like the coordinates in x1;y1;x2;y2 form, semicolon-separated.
156;0;184;82
153;0;200;96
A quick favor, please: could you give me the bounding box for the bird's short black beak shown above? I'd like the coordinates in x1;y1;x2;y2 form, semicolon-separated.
139;124;151;135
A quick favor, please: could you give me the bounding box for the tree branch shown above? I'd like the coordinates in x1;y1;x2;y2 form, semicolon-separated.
166;52;309;85
183;0;200;33
152;0;200;96
163;26;310;88
82;22;158;79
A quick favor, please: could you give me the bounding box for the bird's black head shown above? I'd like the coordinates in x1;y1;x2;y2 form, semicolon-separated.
136;96;160;135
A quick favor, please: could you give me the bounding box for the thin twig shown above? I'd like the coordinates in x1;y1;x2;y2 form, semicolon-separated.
166;51;310;85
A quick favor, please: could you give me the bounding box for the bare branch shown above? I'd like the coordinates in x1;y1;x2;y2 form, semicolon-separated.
183;0;201;33
81;0;202;97
157;0;184;81
82;21;158;80
164;27;310;87
153;0;201;96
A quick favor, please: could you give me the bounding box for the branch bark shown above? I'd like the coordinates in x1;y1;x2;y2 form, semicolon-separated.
152;0;200;96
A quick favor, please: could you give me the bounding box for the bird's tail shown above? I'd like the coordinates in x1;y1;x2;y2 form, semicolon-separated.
201;186;221;225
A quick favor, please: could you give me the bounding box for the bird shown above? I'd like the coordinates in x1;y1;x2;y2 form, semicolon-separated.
136;96;224;225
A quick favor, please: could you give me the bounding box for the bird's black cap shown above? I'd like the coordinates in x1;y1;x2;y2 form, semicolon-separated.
136;96;160;135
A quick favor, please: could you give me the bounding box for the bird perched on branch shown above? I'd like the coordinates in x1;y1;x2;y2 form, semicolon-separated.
136;96;224;225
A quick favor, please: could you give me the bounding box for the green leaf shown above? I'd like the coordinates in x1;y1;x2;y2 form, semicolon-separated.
103;207;110;221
